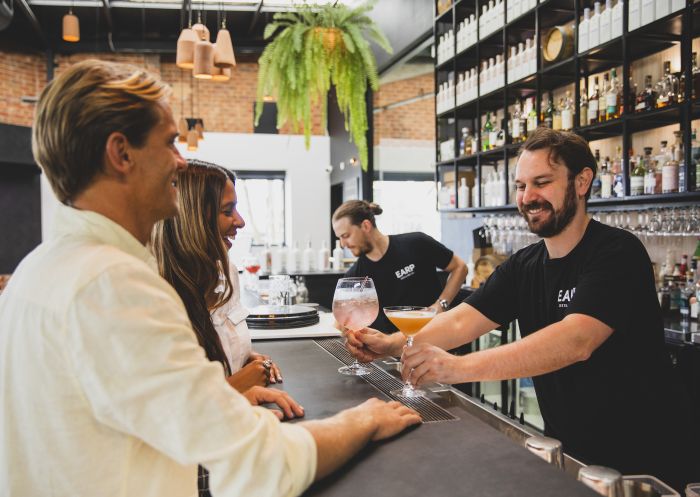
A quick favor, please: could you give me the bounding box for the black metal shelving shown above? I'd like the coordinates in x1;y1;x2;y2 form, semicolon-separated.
434;0;700;213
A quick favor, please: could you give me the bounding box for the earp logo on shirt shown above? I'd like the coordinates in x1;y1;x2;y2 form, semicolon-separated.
557;287;576;308
395;264;416;280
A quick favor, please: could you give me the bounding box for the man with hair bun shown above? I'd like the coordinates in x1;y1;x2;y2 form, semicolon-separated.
332;199;468;333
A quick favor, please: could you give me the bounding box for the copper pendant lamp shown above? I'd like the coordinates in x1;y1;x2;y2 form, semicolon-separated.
62;8;80;42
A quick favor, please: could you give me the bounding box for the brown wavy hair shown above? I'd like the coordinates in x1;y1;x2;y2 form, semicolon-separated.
151;160;236;375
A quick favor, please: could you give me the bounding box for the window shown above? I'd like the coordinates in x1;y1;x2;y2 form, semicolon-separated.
233;171;285;246
372;178;440;239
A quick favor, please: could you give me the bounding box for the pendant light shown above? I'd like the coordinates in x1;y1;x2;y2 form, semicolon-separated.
193;40;214;79
213;18;235;68
176;28;198;69
62;4;80;43
195;119;204;139
191;11;210;42
211;66;231;82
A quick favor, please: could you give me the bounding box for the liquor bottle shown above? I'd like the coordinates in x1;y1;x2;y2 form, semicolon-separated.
588;77;600;124
693;52;700;100
527;97;538;135
599;73;610;122
589;2;601;48
317;240;330;271
287;240;300;273
496;119;506;148
612;146;625;197
656;61;676;108
605;68;620;120
544;92;554;128
511;101;523;143
636;75;657;112
301;239;315;272
580;82;589;127
553;98;563;131
519;100;528;140
600;157;613;198
490;116;500;149
643;146;657;195
561;91;574;130
579;7;590;53
662;140;679;194
680;272;695;322
459;127;469;156
261;242;273;275
591;149;602;198
458;177;469;208
332;240;344;271
630;149;646;196
692;128;700;191
655;141;671;193
599;0;612;45
628;76;638;114
482;113;493;151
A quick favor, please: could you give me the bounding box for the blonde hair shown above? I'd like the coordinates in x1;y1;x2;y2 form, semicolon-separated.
332;200;383;227
32;59;171;204
151;161;234;375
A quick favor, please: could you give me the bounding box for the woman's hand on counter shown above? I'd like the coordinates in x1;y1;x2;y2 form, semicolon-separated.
242;386;305;420
227;359;271;392
249;352;283;383
401;342;461;386
345;328;405;361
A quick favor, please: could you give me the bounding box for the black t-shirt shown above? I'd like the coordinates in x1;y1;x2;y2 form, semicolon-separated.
466;220;698;490
345;232;453;333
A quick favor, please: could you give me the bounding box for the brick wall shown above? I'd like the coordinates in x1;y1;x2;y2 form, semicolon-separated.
0;48;324;135
0;52;46;127
373;72;435;144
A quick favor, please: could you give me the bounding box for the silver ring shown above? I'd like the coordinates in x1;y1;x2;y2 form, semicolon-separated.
263;359;272;369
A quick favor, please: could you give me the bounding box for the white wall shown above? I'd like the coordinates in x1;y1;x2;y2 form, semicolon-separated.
177;132;331;253
40;133;332;258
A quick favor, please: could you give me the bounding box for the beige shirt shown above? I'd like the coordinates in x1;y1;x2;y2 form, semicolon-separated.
211;264;252;373
0;204;316;497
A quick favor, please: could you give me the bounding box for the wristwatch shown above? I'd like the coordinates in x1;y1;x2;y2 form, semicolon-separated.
439;299;450;311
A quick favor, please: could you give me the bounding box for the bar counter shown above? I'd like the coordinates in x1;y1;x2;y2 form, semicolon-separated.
255;338;599;497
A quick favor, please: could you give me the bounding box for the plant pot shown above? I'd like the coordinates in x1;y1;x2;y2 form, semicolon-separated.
314;27;343;52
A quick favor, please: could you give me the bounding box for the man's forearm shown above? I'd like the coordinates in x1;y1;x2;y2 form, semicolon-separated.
453;318;609;382
415;303;495;352
301;408;375;480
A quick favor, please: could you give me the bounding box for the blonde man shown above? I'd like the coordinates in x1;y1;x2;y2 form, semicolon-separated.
0;59;419;497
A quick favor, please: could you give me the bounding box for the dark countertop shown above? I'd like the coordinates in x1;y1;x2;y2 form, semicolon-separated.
255;338;600;497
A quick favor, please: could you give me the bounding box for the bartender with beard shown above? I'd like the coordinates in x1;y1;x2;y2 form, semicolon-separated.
346;128;699;490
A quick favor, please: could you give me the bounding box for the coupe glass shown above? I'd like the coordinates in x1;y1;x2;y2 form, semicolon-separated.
243;255;261;290
332;277;379;376
384;306;437;398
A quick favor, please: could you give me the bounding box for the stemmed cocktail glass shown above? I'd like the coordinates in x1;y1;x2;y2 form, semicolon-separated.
332;277;379;376
384;306;437;398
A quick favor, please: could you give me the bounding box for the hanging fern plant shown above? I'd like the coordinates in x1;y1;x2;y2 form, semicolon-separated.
255;1;392;171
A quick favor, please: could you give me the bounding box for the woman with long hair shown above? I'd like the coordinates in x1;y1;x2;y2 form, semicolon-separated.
151;160;284;390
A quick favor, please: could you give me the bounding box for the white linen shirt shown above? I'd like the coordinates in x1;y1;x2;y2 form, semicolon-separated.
211;265;252;373
0;204;316;497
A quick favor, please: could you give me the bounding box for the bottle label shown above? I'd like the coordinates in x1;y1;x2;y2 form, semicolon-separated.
635;102;646;111
561;109;572;130
644;171;656;194
606;93;617;110
589;100;599;113
601;175;612;198
512;119;521;138
662;164;679;192
630;175;644;195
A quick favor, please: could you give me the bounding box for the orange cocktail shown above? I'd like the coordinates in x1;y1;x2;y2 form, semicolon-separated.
383;306;436;398
386;310;435;336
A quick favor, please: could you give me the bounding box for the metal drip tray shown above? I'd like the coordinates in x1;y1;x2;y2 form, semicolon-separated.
314;338;458;423
246;305;319;329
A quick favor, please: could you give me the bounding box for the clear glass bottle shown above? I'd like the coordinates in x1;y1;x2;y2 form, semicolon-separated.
561;91;574;130
580;81;589;127
527;97;538;136
599;73;610;122
552;98;563;131
511;101;523;143
612;145;625;197
589;76;600;124
643;146;657;195
630;149;646;196
459;127;470;156
606;68;621;120
590;149;602;198
600;157;613;198
496;118;506;148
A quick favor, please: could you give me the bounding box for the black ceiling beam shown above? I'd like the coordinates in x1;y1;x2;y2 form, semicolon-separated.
100;0;116;52
247;0;263;34
13;0;48;48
